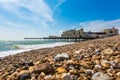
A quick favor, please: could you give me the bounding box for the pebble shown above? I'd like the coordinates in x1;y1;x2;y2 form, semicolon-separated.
63;74;73;80
55;53;69;61
19;74;31;80
17;70;30;77
95;49;101;55
56;67;67;73
40;72;46;77
44;75;52;79
94;65;102;69
101;48;113;55
29;66;35;73
1;35;120;80
116;72;120;76
91;72;110;80
100;60;110;69
116;77;120;80
34;63;53;74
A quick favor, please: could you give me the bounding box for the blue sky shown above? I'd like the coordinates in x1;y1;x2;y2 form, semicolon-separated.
0;0;120;40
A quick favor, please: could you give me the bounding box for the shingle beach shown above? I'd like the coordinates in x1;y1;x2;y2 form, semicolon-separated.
0;35;120;80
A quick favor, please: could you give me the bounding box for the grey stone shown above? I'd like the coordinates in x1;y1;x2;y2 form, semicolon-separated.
19;74;31;80
63;74;73;80
91;72;110;80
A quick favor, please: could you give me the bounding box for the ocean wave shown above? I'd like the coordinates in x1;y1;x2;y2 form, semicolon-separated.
0;42;73;57
10;45;22;50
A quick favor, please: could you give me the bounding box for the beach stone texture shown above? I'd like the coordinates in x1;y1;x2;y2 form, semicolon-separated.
0;35;120;79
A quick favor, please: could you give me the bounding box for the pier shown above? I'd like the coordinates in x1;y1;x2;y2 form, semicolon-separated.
24;27;119;42
24;37;96;42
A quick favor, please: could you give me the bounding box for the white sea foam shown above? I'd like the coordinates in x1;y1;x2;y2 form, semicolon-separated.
0;42;73;57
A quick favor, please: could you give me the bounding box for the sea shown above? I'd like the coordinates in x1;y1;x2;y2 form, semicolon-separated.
0;40;73;57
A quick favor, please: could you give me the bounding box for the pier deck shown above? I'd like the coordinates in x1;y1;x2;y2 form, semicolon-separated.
24;37;96;42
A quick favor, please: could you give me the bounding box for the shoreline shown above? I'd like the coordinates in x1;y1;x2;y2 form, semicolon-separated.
0;42;74;58
0;35;120;80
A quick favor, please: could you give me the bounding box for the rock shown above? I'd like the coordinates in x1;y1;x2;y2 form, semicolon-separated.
63;75;73;80
116;77;120;80
56;67;67;73
91;72;110;80
25;62;34;66
114;51;120;55
19;74;31;80
80;60;91;69
95;60;100;65
0;77;3;80
109;61;116;67
44;75;52;79
68;64;75;69
113;64;120;69
17;70;30;77
100;60;110;69
29;66;35;73
34;61;41;65
85;69;94;75
79;73;88;80
66;60;74;64
69;69;78;75
7;71;18;79
55;53;69;61
101;48;113;55
31;77;36;80
117;46;120;51
75;49;85;54
79;67;86;73
92;55;100;60
94;65;102;70
114;58;120;63
95;49;101;55
75;51;80;54
34;63;53;74
1;72;10;78
55;73;63;79
40;72;46;77
116;72;120;76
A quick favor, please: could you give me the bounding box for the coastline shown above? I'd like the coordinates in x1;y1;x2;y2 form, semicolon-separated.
0;42;73;58
0;35;120;80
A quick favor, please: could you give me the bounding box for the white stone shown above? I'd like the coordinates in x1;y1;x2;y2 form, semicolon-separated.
55;53;69;61
116;72;120;76
44;75;52;79
94;65;102;69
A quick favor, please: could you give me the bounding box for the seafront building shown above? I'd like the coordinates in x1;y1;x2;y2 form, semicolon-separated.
61;27;119;38
24;27;119;42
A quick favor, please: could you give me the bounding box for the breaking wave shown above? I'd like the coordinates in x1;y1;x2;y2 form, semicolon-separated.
0;42;73;57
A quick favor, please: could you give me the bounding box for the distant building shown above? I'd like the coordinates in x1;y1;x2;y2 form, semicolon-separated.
102;27;119;36
61;29;76;37
61;28;86;38
60;27;119;38
86;32;106;38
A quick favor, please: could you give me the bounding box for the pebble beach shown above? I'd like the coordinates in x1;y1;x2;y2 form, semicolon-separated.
0;35;120;80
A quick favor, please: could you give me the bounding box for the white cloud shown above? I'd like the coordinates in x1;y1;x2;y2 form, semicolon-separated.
0;0;18;3
54;0;67;11
0;0;59;40
0;0;54;27
79;19;120;33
